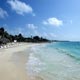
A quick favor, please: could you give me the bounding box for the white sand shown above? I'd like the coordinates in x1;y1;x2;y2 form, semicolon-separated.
0;43;36;80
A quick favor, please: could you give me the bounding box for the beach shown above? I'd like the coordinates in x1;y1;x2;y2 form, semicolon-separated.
0;42;80;80
0;43;37;80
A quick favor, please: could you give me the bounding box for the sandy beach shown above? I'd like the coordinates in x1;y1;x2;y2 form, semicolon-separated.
0;43;36;80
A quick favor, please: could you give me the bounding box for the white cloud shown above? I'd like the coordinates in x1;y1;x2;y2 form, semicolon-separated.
7;0;34;16
26;24;42;36
0;8;8;18
43;17;63;27
27;24;37;30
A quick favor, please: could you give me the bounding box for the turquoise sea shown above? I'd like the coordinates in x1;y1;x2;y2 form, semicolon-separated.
26;42;80;80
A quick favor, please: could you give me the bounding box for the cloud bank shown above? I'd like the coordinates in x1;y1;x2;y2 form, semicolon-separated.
7;0;35;16
43;17;63;27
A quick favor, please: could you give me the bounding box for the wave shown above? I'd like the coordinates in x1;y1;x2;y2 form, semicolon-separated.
55;48;80;61
25;43;80;80
66;53;80;61
26;52;45;76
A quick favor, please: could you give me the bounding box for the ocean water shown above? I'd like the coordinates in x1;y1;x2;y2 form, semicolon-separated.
26;42;80;80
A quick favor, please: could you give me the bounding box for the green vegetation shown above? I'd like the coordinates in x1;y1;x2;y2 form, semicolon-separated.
0;27;50;45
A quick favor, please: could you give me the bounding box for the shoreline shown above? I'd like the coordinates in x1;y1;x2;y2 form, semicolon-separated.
0;43;39;80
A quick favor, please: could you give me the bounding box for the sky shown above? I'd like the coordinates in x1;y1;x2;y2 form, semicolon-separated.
0;0;80;41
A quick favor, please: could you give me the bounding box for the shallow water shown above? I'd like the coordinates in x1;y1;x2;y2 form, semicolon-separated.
15;42;80;80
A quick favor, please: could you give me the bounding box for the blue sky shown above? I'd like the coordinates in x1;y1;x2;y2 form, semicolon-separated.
0;0;80;41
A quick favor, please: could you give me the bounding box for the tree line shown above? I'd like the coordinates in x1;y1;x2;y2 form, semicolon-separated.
0;27;50;45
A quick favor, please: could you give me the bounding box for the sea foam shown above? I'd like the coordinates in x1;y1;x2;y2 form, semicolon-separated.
26;46;45;76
